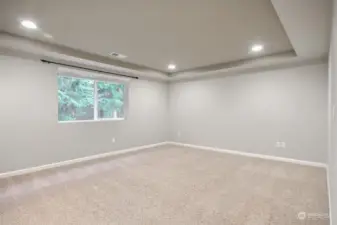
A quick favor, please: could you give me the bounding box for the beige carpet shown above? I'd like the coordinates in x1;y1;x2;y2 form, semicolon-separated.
0;145;329;224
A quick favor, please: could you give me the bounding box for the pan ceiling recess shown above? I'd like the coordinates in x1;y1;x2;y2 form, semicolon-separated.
0;0;332;78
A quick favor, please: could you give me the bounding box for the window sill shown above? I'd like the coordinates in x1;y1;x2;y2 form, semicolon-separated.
58;118;125;124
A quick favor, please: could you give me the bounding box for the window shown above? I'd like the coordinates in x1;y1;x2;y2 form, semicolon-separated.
58;74;126;122
97;81;125;119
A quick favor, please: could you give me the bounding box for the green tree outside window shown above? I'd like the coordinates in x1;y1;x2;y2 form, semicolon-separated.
58;75;125;122
97;81;124;119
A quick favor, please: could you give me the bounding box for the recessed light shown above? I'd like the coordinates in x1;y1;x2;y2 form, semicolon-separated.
21;20;38;29
251;44;264;53
168;64;176;70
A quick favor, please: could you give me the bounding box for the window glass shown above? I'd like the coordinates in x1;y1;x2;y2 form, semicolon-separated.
97;81;125;119
57;76;94;121
57;73;126;122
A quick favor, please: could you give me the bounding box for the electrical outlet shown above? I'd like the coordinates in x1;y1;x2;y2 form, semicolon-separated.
112;137;116;143
275;141;286;148
177;131;181;137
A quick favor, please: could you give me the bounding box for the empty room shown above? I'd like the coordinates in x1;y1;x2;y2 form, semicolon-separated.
0;0;336;224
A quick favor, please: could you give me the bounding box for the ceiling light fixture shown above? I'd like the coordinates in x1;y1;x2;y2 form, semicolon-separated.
168;64;176;70
251;44;264;53
21;20;38;29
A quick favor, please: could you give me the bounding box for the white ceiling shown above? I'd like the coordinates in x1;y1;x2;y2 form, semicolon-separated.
271;0;332;58
0;0;293;72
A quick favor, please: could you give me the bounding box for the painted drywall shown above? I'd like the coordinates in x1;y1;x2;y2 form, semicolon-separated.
169;63;328;163
0;56;169;173
329;0;337;223
0;55;329;173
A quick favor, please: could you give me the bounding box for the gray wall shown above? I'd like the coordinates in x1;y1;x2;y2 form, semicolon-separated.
0;56;169;173
329;0;337;222
0;55;329;174
169;63;328;163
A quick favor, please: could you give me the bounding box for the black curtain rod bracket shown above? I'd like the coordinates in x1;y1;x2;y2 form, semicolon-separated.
41;59;139;79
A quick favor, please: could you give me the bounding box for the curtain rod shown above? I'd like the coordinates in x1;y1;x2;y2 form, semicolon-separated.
40;59;139;79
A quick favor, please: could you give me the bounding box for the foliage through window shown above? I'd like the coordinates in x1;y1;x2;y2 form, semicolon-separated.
97;81;125;119
58;75;125;122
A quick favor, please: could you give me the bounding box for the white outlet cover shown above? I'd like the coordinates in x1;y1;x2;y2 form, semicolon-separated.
112;138;116;143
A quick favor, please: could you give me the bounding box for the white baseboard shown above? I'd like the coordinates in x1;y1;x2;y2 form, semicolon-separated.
168;142;327;168
0;141;327;179
0;142;168;179
327;166;333;225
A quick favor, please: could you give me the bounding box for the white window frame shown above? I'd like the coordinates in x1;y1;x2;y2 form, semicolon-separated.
57;67;129;123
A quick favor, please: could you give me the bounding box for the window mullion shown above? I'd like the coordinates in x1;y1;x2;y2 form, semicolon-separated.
94;80;98;120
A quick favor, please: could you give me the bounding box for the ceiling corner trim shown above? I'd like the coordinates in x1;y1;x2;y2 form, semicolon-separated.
169;55;326;82
0;32;169;81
